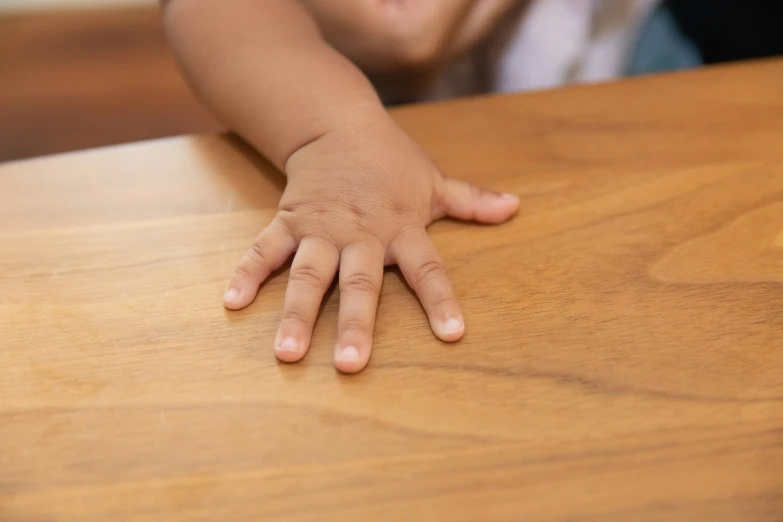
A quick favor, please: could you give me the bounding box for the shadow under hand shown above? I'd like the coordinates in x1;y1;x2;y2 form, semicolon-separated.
191;132;287;212
224;133;287;192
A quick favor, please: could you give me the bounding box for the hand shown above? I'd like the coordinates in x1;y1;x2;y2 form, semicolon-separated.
223;109;519;373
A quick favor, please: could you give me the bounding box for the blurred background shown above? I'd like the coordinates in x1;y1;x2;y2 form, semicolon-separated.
0;0;220;162
0;0;781;163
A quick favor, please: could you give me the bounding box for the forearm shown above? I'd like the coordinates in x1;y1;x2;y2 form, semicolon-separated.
163;0;384;171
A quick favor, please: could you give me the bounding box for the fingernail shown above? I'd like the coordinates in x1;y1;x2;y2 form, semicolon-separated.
442;318;464;335
502;193;519;201
277;337;300;353
223;288;238;302
336;346;360;362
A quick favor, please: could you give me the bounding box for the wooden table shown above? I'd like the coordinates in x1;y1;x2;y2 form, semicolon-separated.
2;60;782;521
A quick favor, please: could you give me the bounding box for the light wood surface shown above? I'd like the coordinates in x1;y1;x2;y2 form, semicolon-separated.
1;60;782;521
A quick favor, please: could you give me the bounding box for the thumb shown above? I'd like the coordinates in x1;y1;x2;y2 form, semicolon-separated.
437;177;519;224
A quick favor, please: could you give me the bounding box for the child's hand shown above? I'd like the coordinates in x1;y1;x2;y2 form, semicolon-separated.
223;109;519;373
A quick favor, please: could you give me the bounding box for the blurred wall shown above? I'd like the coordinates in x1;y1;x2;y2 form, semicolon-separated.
0;0;219;161
0;0;154;11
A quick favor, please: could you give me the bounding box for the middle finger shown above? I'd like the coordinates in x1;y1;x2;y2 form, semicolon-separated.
334;240;385;373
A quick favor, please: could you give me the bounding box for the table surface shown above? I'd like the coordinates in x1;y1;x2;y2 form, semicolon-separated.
2;60;782;522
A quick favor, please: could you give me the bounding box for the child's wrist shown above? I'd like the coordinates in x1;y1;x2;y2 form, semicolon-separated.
283;102;392;175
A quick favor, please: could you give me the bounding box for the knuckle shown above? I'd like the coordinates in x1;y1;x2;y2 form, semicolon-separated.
340;272;380;295
345;203;367;220
283;202;328;217
290;264;330;289
249;241;271;264
415;259;446;286
394;223;421;241
432;292;457;308
389;224;424;250
281;306;312;325
234;261;256;280
313;206;328;217
341;317;369;334
390;199;412;216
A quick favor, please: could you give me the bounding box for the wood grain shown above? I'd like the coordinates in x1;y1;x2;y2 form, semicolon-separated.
1;60;783;521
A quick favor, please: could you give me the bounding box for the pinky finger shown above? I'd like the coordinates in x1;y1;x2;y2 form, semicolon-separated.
224;218;296;310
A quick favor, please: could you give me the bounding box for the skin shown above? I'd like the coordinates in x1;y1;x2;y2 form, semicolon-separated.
298;0;521;72
163;0;520;373
299;0;522;100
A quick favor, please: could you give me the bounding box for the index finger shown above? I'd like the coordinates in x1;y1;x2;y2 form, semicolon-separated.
391;228;465;342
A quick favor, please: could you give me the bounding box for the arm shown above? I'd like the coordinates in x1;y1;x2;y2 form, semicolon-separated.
163;0;520;373
163;0;382;170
